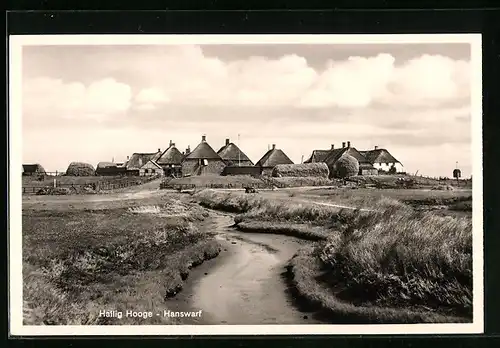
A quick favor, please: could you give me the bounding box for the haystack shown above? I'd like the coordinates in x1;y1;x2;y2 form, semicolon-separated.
65;162;96;176
272;163;329;178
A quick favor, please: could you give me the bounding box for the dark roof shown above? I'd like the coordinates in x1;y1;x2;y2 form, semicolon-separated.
360;149;401;165
255;147;294;167
184;140;222;160
126;151;162;170
324;147;370;166
304;150;331;163
217;143;253;165
23;163;45;173
97;162;117;169
157;145;184;165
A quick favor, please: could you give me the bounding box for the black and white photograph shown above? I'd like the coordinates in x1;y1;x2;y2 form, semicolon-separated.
9;34;483;336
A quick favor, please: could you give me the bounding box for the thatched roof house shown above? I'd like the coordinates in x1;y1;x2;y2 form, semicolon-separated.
157;141;184;166
182;135;225;176
255;144;294;176
126;149;162;171
23;163;46;176
139;159;163;177
322;142;374;178
157;140;184;177
217;138;254;166
304;145;335;163
359;146;403;172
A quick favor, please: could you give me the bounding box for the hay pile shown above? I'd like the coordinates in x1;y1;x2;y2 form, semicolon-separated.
65;162;95;176
272;163;329;178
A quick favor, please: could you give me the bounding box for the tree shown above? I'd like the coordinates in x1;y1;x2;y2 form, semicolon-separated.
333;154;359;179
388;165;397;174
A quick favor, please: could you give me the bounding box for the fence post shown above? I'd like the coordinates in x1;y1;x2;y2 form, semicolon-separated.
53;179;56;188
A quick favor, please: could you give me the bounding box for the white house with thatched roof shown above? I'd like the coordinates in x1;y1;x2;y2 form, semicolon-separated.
181;135;225;176
359;146;403;173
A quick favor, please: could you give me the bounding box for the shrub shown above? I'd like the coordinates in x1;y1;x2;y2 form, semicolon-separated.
65;162;95;176
333;155;359;179
272;163;330;178
388;165;397;174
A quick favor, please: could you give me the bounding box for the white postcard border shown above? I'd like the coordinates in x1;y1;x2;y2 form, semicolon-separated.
9;33;483;336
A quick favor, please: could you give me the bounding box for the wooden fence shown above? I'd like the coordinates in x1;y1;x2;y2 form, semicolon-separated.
22;175;160;195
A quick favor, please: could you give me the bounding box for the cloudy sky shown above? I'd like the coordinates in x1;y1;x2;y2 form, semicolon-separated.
22;42;472;177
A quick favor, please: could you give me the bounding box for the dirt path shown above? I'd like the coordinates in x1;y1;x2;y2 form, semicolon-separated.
166;213;323;325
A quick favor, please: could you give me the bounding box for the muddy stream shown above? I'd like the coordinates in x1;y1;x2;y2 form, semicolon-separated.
166;213;322;325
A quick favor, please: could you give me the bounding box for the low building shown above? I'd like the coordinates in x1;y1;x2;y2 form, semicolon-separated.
139;160;164;177
217;138;254;166
255;144;294;176
181;135;225;176
359;146;403;173
22;163;46;176
96;162;126;176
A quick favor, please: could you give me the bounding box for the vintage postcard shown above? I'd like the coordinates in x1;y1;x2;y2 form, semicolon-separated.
9;34;483;336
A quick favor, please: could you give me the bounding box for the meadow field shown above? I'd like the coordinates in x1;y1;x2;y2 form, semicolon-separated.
193;186;473;323
21;174;473;325
22;192;220;325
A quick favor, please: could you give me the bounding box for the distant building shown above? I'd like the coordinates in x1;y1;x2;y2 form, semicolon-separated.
96;162;126;176
181;135;225;176
22;163;46;176
255;144;294;176
359;146;403;173
139;160;164;177
157;140;184;178
217;138;254;166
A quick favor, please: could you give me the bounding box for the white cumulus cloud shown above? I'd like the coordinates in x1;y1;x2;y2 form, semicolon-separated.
23;77;132;119
129;46;470;109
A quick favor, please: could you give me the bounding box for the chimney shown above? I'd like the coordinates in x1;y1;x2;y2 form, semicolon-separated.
202;135;206;142
347;141;351;148
374;145;378;150
169;140;173;146
342;142;346;148
331;144;335;150
171;143;175;147
127;156;130;160
272;144;276;150
158;148;161;153
186;146;191;155
225;138;230;146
